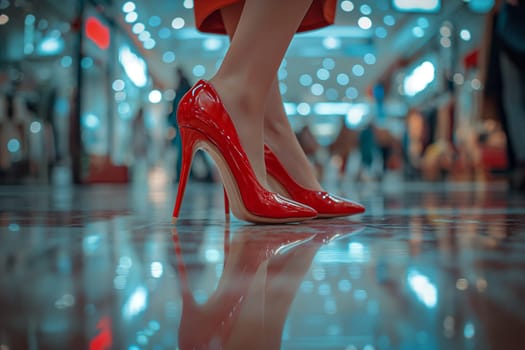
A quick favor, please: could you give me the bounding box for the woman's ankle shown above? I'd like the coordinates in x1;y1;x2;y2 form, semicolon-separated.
208;76;268;187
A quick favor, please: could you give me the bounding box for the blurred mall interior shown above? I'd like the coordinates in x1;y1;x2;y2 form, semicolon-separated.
0;0;522;187
1;0;525;349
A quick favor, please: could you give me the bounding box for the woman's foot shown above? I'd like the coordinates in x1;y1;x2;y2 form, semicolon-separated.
264;117;323;192
209;77;269;188
262;78;323;192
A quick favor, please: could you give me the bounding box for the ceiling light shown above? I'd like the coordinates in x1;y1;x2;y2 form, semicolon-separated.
364;53;376;64
471;78;481;90
138;31;151;41
417;17;429;28
322;58;336;70
300;74;313;86
30;121;42;134
346;104;368;127
323;36;341;50
143;39;156;50
393;0;441;13
460;29;471;41
412;26;425;38
148;16;161;27
164;89;176;101
61;56;72;68
440;37;451;47
82;113;100;129
171;17;185;29
311;83;324;96
132;22;145;34
383;15;395;26
440;25;451;37
119;46;148;87
149;90;162;103
341;1;354;12
122;2;135;13
203;37;222;51
0;13;9;25
352;64;365;77
112;79;125;91
297;103;311;116
118;103;131;117
125;12;138;23
358;17;372;30
162;51;176;63
192;65;206;77
360;4;372;15
337;73;349;86
403;60;436;96
453;73;464;85
317;68;330;81
346;87;358;99
375;27;388;38
158;28;171;39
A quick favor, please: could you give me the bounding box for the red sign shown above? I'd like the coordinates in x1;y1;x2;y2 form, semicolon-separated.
86;16;110;50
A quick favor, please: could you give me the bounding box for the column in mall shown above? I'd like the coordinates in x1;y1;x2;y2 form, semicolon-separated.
71;0;86;184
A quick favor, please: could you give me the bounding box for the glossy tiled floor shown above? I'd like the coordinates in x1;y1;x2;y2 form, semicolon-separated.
1;178;524;350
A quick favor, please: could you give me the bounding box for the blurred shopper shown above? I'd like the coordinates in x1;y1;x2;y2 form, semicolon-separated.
496;0;525;190
402;109;426;180
0;91;28;183
26;99;55;183
172;1;364;223
296;123;324;181
483;0;525;191
328;119;360;181
357;121;381;182
131;107;149;183
373;123;403;176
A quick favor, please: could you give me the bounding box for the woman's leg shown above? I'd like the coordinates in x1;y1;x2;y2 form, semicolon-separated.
264;79;323;190
210;0;314;187
221;2;323;191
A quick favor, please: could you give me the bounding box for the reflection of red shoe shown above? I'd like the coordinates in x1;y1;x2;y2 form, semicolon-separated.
172;80;317;224
171;225;316;350
264;145;365;218
309;219;366;243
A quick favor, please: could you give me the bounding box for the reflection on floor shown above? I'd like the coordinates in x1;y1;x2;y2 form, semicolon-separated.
1;180;524;350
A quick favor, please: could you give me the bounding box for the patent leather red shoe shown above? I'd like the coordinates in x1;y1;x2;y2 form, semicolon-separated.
264;145;365;218
172;80;317;223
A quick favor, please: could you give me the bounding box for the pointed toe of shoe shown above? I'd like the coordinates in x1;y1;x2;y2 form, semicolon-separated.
304;191;365;218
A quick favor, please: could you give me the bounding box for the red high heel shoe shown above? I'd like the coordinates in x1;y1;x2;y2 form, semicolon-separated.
172;80;317;223
264;145;365;218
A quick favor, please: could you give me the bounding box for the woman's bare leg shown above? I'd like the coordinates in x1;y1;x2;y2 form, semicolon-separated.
210;0;314;187
264;78;323;190
220;2;323;191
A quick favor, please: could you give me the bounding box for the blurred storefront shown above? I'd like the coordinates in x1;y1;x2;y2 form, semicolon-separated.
0;0;168;185
371;1;507;183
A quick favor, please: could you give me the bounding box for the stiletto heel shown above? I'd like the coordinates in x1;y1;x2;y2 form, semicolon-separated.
172;128;201;222
264;145;365;218
223;187;230;217
172;80;317;224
